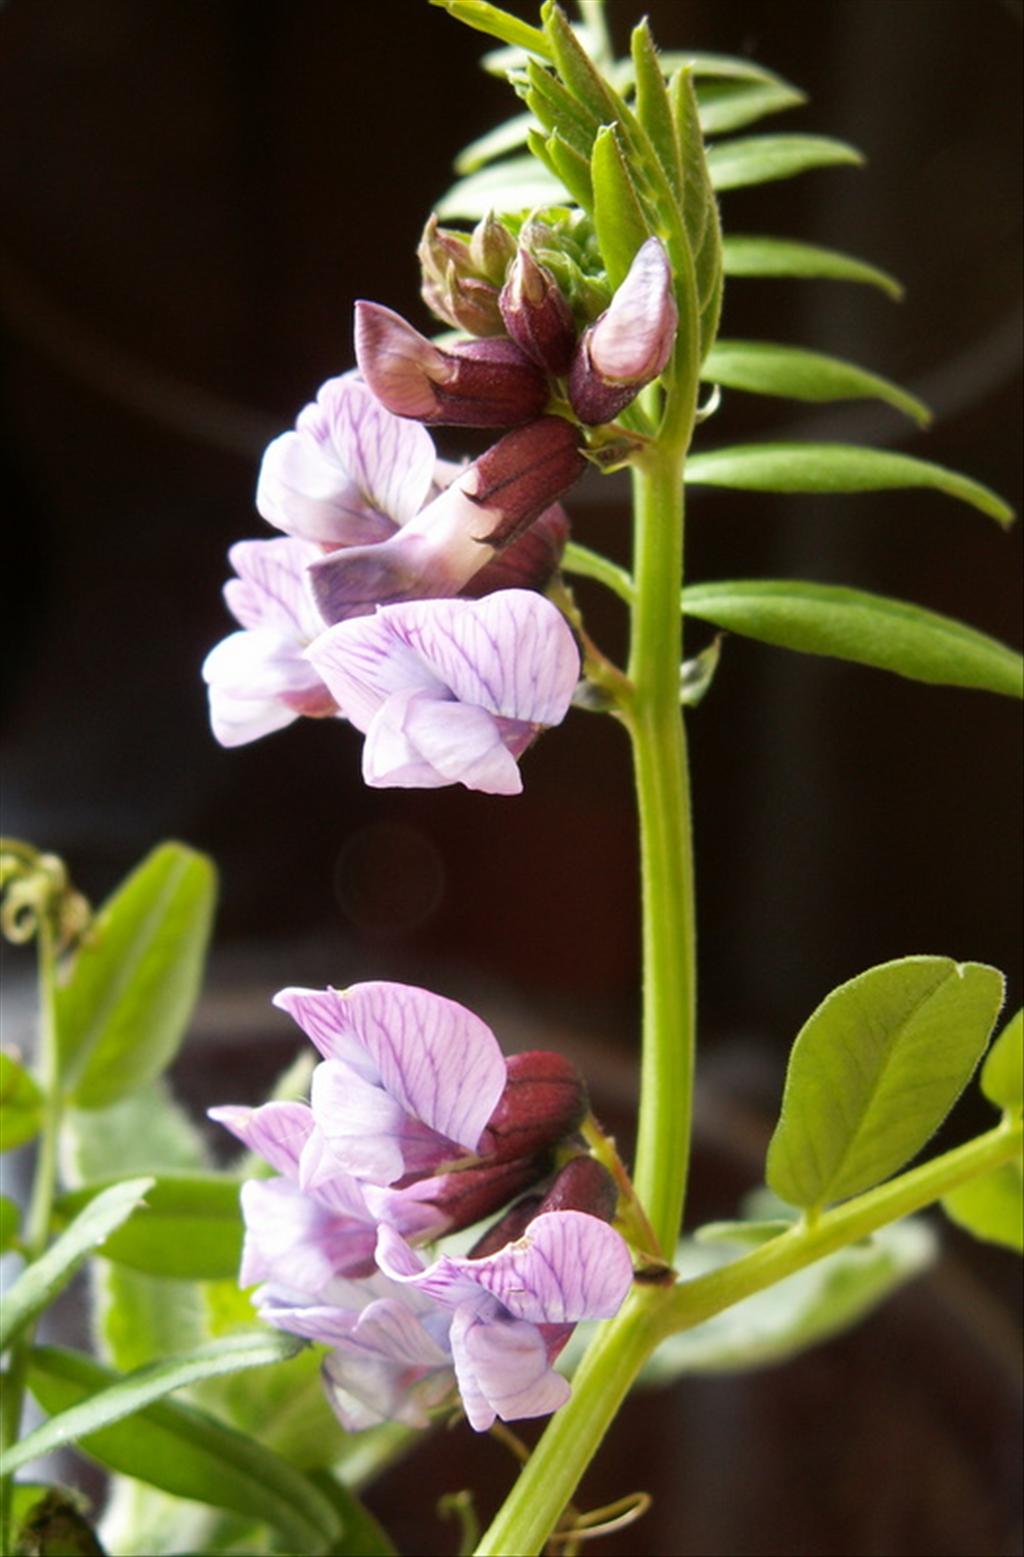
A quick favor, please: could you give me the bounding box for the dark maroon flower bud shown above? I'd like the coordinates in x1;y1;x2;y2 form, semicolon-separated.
423;1157;546;1239
466;1194;544;1259
538;1156;618;1222
468;416;585;550
355;302;548;427
465;502;569;597
568;237;678;426
499;249;577;376
478;1050;589;1165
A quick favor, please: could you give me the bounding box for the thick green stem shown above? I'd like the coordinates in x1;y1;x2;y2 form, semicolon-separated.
1;920;62;1549
625;445;696;1255
658;1119;1024;1340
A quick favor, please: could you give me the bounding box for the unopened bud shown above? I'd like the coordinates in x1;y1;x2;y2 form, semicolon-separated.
568;237;678;425
499;249;577;376
308;418;583;623
478;1050;588;1165
418;215;505;337
356;302;548;427
423;1157;545;1239
465;1157;617;1260
538;1156;618;1222
469;211;518;285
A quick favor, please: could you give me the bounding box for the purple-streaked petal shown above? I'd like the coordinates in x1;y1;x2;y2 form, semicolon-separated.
208;1101;313;1179
322;982;507;1158
302;1060;414;1187
378;1211;633;1324
237;1178;378;1293
362;690;523;794
305;615;445;733
322;1345;455;1431
450;1300;571;1431
385;591;580;726
257;376;434;545
273;986;380;1076
224;537;327;640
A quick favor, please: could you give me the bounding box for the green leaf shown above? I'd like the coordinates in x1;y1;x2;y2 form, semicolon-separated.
631;21;682;199
643;1219;935;1380
541;1;621;125
1;1052;45;1152
721;235;903;298
943;1161;1023;1252
523;59;600;161
981;1010;1023;1115
670;68;723;359
54;1174;243;1280
706;133;864;191
590;125;650;288
429;0;551;58
57;842;216;1109
703;339;929;425
97;1266;208;1372
538;129;594;211
437;154;567;219
63;1079;209;1185
766;957;1006;1210
681;579;1024;699
13;1342;338;1551
0;1193;20;1252
1;1178;154;1351
696;80;806;136
684;443;1014;525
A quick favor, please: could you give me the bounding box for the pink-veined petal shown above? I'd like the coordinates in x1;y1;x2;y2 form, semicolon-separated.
305;615;445;732
331;377;437;526
450;1300;570;1431
324;982;506;1158
273;986;380;1076
362;690;522;794
378;1211;633;1324
302;1060;412;1187
208;1101;313;1179
224;537;326;639
237;1178;378;1293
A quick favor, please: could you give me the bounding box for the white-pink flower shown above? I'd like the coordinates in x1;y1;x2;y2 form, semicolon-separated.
306;590;580;794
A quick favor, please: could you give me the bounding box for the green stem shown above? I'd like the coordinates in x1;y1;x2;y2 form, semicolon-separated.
658;1119;1024;1339
1;919;62;1549
624;443;697;1256
473;1120;1021;1555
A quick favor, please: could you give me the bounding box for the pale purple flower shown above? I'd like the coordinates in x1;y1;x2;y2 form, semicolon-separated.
272;982;508;1189
256;375;437;547
376;1211;633;1431
201;537;337;747
305;590;580;794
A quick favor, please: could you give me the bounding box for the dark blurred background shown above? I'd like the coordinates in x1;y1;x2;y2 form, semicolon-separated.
1;2;1021;1553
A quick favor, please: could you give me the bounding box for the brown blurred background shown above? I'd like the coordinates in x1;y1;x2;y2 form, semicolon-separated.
1;1;1021;1552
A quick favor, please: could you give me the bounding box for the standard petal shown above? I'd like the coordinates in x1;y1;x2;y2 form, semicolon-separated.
326;982;507;1158
450;1301;571;1431
305;614;445;732
331;377;436;526
273;986;380;1076
362;690;522;794
384;591;580;726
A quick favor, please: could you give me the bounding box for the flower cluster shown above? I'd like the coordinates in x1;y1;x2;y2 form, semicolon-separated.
202;223;677;793
211;982;633;1432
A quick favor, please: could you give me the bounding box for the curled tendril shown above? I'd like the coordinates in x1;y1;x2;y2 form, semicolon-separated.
0;839;91;951
549;1491;653;1553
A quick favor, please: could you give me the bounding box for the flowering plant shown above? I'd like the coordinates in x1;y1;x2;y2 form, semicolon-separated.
1;3;1020;1555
